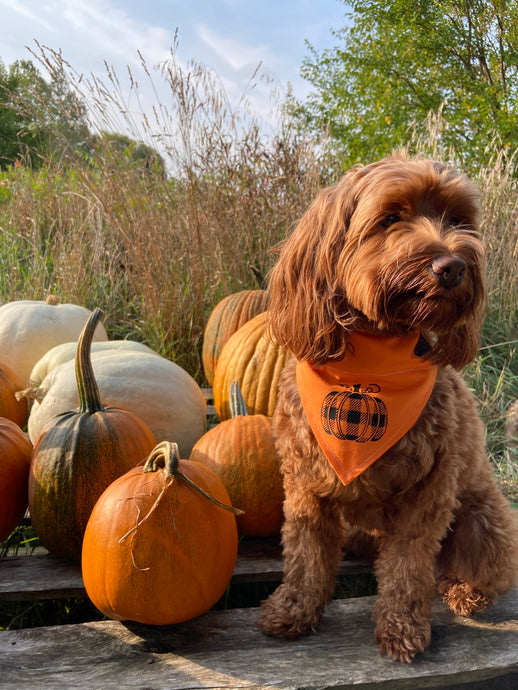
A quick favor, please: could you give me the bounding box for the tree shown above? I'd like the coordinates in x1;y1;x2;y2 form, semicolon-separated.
0;59;89;168
84;132;166;177
298;0;518;169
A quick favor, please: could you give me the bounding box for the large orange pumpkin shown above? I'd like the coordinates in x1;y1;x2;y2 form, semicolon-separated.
28;308;156;561
212;311;290;420
202;288;269;385
0;417;33;541
190;382;284;537
0;364;27;428
82;441;240;625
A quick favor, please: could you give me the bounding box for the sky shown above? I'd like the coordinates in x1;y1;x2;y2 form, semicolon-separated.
0;0;348;131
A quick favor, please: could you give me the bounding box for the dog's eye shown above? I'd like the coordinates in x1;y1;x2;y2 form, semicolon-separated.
380;213;401;228
446;217;461;227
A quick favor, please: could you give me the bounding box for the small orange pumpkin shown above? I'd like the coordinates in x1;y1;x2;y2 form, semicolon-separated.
28;308;156;561
0;417;33;541
202;288;269;385
82;441;240;625
212;311;290;421
190;382;284;537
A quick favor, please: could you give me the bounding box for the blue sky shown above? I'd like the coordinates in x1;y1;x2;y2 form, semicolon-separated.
1;0;348;123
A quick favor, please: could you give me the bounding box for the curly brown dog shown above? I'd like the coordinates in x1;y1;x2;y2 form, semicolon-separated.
256;154;518;663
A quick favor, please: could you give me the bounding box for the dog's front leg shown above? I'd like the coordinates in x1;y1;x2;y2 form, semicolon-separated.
374;533;437;662
257;489;344;639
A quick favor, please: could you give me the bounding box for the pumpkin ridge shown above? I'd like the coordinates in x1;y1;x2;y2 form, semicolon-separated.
202;290;268;385
254;337;277;415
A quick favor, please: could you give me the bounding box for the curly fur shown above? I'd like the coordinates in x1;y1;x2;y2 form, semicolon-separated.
256;153;518;663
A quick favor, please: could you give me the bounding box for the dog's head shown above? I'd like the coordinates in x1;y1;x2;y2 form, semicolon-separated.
267;153;486;369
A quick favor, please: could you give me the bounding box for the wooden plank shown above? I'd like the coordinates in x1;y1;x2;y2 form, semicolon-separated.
0;554;85;601
1;590;517;689
233;537;370;583
0;538;370;601
202;387;216;418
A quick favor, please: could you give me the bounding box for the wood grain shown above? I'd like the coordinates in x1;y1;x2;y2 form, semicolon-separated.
1;591;517;688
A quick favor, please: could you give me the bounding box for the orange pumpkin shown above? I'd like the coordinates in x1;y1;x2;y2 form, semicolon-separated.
213;311;290;420
28;308;156;561
190;382;284;537
0;417;33;541
82;441;240;625
0;364;28;428
202;289;269;385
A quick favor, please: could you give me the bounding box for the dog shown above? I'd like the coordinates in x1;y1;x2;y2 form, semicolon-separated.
256;153;518;662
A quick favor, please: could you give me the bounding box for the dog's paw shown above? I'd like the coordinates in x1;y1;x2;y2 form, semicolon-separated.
256;585;323;640
374;616;431;663
440;580;492;616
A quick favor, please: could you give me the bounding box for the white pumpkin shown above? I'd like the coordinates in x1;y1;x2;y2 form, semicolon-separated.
28;350;207;457
0;297;108;386
28;339;159;388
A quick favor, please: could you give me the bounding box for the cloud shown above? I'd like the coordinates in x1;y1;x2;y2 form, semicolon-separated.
195;23;271;71
60;0;172;66
0;0;53;31
0;0;173;70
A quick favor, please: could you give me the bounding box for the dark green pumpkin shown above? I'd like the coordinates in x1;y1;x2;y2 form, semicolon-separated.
28;308;156;561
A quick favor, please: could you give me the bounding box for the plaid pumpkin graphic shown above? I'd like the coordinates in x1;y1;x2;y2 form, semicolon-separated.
321;384;388;443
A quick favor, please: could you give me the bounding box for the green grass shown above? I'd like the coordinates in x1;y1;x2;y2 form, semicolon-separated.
464;325;518;503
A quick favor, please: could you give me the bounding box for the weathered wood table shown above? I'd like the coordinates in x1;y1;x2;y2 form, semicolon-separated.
1;538;517;689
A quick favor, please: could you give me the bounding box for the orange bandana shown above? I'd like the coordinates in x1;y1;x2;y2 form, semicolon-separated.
296;332;437;485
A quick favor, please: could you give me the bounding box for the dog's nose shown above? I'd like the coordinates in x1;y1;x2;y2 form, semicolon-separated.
431;256;466;288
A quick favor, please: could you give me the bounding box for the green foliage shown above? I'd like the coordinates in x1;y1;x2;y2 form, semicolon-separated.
0;524;40;558
0;598;104;631
0;58;89;168
299;0;518;170
82;131;167;177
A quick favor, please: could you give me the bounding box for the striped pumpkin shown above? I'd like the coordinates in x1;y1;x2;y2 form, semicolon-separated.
202;289;269;385
212;311;290;420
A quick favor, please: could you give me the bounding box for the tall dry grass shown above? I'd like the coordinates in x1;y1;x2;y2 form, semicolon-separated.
0;45;326;376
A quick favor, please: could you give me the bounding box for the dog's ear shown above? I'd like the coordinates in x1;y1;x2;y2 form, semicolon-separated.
267;171;364;364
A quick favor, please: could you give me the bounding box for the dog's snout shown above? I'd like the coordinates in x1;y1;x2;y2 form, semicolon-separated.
431;256;466;288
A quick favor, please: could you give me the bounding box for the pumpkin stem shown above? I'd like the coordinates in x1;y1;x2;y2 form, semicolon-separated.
229;380;248;418
45;294;60;305
76;308;105;415
15;386;47;403
143;441;244;516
